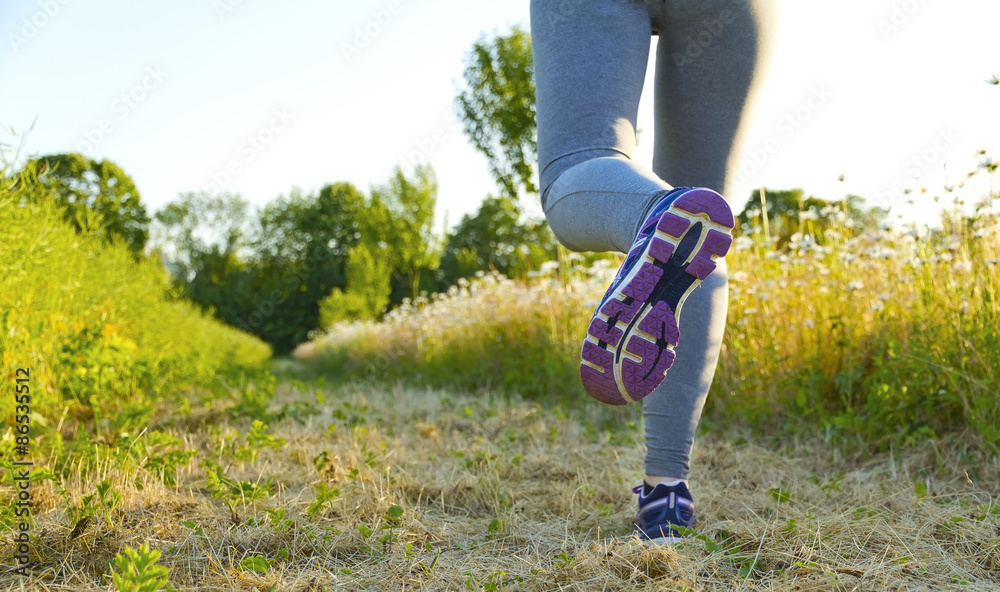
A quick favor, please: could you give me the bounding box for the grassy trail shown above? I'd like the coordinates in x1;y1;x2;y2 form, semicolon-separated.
3;368;999;591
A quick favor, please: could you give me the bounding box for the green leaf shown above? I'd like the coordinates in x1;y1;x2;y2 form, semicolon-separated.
914;482;928;498
386;505;404;519
768;487;792;504
238;556;271;574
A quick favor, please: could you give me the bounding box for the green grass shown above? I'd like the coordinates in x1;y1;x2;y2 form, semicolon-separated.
0;165;272;477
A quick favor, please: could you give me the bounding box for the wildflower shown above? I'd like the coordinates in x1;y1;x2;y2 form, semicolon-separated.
872;301;884;312
804;318;815;328
744;308;758;316
731;271;748;283
539;261;560;275
848;280;864;291
952;260;973;273
734;236;754;252
799;209;819;221
878;293;891;301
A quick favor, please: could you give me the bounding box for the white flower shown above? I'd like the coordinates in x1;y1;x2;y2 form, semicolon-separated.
872;301;884;312
848;280;864;291
734;236;754;252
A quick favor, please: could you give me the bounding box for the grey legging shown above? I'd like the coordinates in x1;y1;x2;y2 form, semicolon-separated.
530;0;776;478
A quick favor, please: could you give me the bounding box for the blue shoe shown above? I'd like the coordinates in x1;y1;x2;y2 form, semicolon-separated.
632;481;695;544
580;187;734;405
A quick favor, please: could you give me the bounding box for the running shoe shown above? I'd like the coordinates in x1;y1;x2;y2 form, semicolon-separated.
632;481;695;544
580;187;734;405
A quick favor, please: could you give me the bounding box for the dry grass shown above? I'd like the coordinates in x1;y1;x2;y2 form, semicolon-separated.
3;375;998;591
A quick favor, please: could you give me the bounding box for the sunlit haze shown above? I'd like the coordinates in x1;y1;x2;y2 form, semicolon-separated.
3;0;998;234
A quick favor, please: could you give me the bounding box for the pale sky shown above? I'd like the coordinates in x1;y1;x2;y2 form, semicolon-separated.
2;1;998;235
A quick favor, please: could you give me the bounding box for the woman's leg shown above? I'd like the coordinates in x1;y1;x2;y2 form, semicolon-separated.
531;0;667;254
642;0;777;482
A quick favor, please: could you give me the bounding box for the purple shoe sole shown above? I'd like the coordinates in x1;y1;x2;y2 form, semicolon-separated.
580;188;734;405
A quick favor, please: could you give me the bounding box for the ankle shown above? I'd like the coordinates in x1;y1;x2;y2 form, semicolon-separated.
644;475;688;489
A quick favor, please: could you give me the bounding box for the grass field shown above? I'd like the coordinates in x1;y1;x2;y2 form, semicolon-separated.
2;372;998;591
4;157;999;590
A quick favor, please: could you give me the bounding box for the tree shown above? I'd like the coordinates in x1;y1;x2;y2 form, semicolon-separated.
152;191;251;282
438;195;557;288
18;153;150;252
318;242;391;326
364;165;440;300
456;26;537;200
151;191;254;323
245;183;367;352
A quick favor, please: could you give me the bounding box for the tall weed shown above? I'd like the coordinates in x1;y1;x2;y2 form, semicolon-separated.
307;182;1000;451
